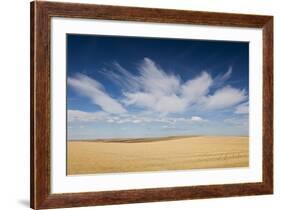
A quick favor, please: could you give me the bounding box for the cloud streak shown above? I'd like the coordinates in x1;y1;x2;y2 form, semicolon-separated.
103;58;247;113
68;110;109;123
68;74;126;114
68;109;207;125
68;58;248;115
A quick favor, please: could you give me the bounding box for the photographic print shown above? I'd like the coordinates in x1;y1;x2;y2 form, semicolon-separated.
31;2;273;208
66;34;249;175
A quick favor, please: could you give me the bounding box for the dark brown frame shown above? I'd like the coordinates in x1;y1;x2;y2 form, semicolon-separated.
30;1;273;209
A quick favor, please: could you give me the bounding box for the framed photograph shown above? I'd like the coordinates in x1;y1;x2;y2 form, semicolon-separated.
30;1;273;209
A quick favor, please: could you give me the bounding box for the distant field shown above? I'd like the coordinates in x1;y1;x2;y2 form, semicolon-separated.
67;136;249;175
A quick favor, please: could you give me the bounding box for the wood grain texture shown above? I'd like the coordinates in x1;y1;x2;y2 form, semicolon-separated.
30;1;273;209
262;17;274;192
30;2;34;208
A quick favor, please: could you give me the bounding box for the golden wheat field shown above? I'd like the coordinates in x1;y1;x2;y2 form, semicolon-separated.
67;136;249;175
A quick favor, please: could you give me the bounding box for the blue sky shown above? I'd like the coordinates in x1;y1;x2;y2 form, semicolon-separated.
67;34;249;140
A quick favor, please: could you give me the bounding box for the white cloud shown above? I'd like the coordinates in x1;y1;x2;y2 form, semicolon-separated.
212;66;232;88
220;66;232;81
124;92;186;113
201;86;247;110
235;102;249;114
72;58;247;115
120;59;246;113
68;74;126;114
138;58;181;95
191;116;203;122
132;119;142;124
122;58;214;113
181;71;213;105
100;62;140;91
68;110;108;123
121;58;188;113
68;109;207;125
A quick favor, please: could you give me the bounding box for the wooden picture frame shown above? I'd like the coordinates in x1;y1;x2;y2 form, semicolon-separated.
30;1;273;209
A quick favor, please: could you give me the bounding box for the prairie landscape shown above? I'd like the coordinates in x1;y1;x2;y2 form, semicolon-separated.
67;136;249;175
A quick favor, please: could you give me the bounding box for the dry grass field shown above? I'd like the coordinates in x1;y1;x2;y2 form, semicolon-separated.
67;136;249;175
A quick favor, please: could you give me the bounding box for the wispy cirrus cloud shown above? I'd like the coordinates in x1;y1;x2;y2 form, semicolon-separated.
121;58;187;113
180;71;213;106
121;58;214;113
68;74;126;114
102;58;247;113
212;66;232;88
69;58;247;115
100;62;141;91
